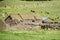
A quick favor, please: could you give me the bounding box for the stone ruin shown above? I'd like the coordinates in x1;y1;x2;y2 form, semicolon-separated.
4;13;42;30
0;13;60;30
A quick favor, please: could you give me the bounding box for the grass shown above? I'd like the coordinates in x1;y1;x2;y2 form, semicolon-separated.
0;1;60;40
0;30;60;40
0;1;60;21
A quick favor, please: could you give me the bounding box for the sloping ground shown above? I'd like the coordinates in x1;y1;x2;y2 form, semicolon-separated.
0;1;60;22
0;30;60;40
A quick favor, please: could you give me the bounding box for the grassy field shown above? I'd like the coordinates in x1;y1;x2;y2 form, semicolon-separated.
0;30;60;40
0;1;60;40
0;1;60;22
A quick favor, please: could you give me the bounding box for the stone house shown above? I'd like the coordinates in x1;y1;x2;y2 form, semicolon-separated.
5;13;42;30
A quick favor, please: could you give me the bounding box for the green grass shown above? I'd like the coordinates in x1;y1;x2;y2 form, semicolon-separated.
0;1;60;40
0;30;60;40
0;1;60;22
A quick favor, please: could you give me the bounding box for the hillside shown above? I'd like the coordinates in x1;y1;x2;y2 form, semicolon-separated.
0;0;60;40
0;0;60;22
